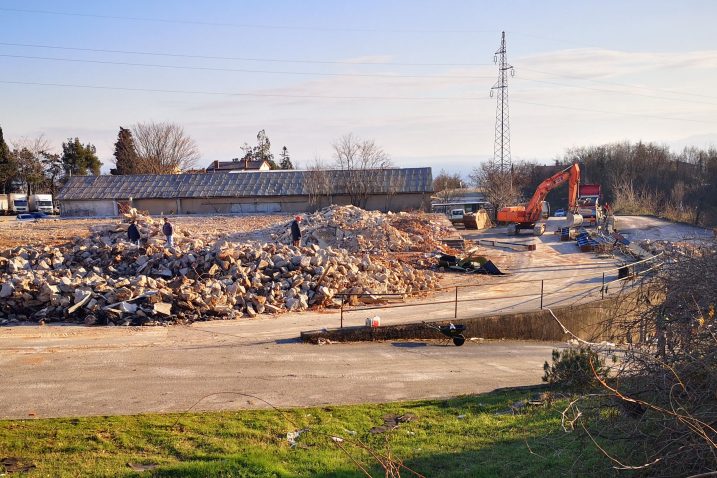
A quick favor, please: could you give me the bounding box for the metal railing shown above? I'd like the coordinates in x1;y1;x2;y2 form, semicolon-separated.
331;254;663;329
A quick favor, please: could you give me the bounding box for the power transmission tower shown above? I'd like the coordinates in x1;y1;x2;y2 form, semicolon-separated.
490;31;515;173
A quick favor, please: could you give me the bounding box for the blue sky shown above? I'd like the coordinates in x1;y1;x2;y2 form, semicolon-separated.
1;0;716;176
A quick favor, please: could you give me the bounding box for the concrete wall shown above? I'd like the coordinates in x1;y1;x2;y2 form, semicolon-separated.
60;200;116;217
133;199;178;215
61;192;430;216
301;292;649;344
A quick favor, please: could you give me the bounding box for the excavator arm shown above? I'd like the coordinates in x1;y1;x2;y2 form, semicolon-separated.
523;163;580;222
496;163;581;227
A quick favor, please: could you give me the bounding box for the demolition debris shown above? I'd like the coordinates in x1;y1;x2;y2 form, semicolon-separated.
0;206;449;325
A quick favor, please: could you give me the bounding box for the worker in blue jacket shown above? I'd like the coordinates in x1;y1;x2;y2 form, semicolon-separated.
162;217;174;247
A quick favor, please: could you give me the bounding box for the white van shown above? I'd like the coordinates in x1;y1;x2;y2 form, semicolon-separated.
449;208;464;223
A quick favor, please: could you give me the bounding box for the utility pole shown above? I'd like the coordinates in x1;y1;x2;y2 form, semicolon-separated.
490;31;515;174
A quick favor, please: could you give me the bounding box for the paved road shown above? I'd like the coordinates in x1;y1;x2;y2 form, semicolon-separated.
0;215;706;419
0;332;558;419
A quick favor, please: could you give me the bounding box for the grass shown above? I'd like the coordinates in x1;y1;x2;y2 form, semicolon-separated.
0;388;621;477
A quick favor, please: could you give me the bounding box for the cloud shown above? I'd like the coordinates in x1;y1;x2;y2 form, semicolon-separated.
518;48;717;78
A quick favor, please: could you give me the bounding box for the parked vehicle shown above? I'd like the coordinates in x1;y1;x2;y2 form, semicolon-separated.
17;211;50;220
449;208;465;224
8;193;29;213
29;194;54;214
0;194;8;213
553;208;566;217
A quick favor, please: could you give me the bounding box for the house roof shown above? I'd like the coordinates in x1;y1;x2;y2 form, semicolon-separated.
57;168;433;201
206;159;269;171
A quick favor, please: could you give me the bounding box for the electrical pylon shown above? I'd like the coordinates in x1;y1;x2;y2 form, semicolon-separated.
490;31;515;173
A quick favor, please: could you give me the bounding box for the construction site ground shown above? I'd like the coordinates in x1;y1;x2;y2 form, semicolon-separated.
0;215;711;419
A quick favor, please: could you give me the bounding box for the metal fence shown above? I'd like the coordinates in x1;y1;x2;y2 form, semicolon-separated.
333;253;663;329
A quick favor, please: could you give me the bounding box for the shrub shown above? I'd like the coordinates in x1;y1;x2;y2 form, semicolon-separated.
542;347;607;391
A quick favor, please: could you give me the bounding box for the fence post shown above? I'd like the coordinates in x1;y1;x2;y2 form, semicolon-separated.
540;280;544;309
340;296;344;329
454;286;458;319
601;272;605;299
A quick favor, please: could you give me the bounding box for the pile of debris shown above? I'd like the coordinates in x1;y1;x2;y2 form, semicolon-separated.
0;208;440;325
271;205;453;253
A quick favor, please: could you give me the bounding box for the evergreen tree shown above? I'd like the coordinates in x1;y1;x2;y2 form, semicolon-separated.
0;126;15;193
241;130;279;169
279;146;294;170
61;138;101;176
255;130;278;169
111;127;139;175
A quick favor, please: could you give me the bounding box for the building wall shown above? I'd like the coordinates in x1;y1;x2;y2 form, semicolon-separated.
133;198;179;215
60;200;116;217
61;192;429;217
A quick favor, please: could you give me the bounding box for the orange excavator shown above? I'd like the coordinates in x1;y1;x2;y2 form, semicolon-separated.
497;163;583;236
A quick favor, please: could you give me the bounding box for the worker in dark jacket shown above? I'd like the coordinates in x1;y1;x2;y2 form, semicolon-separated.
127;220;141;246
290;215;302;247
162;217;174;247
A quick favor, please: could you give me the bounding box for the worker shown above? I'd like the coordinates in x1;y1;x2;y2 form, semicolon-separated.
127;220;141;246
162;217;174;247
290;215;302;247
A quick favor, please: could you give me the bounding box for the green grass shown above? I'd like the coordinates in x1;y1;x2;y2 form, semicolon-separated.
0;389;620;477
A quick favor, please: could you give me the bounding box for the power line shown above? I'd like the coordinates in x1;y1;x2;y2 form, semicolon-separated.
0;79;488;101
0;41;490;67
0;53;495;80
1;79;713;125
519;75;717;107
3;50;713;106
520;66;717;101
512;99;716;124
0;7;499;34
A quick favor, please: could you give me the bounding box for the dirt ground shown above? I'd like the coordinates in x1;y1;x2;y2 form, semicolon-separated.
0;214;293;249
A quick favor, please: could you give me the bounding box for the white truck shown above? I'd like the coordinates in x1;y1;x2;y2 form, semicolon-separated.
8;193;29;213
29;194;54;214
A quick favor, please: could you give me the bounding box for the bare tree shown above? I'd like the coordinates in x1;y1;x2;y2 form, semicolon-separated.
433;169;463;204
304;157;333;210
332;133;392;208
132;122;200;174
11;135;52;195
469;161;519;219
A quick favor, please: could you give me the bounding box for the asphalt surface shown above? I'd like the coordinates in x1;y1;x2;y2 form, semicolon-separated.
0;215;709;419
0;333;557;419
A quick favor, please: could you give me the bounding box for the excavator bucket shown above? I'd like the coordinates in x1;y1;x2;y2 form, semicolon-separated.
566;212;584;228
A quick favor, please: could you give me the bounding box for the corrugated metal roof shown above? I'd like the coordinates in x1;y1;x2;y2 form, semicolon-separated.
57;168;433;201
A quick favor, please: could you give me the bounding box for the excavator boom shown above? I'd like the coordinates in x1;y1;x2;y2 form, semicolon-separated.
497;163;581;225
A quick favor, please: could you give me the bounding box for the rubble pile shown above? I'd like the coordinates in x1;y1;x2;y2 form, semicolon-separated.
0;208;441;325
638;239;707;257
272;205;452;253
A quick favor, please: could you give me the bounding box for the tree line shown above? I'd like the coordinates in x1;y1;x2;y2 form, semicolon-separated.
0;123;296;198
434;141;717;227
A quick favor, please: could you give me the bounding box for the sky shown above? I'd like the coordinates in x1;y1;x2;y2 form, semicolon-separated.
1;0;716;177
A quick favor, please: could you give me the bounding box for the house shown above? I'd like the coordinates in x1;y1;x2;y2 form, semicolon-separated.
206;158;271;172
56;167;433;216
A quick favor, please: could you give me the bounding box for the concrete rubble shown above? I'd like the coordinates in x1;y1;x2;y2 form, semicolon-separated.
269;205;453;253
0;206;445;325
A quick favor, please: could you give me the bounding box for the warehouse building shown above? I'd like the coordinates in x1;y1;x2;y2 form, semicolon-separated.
57;168;433;217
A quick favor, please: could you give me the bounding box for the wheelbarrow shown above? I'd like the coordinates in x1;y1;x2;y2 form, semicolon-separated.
424;322;466;346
